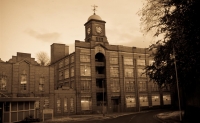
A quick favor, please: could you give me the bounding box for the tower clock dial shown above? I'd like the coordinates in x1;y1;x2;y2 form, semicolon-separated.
87;27;91;35
96;26;102;34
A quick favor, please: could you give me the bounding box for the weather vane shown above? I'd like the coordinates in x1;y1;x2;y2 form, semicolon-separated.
92;4;98;15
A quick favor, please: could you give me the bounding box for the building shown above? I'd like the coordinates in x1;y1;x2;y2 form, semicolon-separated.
0;13;171;123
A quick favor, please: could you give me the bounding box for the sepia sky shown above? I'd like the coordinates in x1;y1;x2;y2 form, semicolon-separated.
0;0;156;62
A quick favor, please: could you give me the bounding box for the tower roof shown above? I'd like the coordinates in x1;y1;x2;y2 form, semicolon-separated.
87;14;102;21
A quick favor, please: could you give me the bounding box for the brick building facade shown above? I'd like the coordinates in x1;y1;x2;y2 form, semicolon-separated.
0;13;171;123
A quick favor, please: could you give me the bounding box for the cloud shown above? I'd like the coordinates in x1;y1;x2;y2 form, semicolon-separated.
25;29;60;43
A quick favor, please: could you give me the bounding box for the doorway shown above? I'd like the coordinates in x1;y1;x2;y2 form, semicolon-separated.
111;98;119;112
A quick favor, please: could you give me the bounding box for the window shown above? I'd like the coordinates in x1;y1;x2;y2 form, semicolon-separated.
124;58;133;65
65;58;69;65
70;66;74;77
163;95;171;105
64;98;67;112
70;80;74;89
80;65;91;76
81;97;92;110
110;79;120;92
57;98;61;113
137;59;145;66
138;81;147;91
110;67;119;77
138;68;146;77
139;96;148;106
35;101;39;109
80;55;90;62
162;84;170;91
0;73;7;90
81;80;91;92
110;57;118;64
70;98;74;112
70;55;74;63
59;61;63;68
152;82;159;91
44;98;49;109
125;80;134;92
21;71;27;90
152;95;160;106
64;69;69;79
125;68;134;77
59;71;63;80
39;77;44;91
126;96;136;107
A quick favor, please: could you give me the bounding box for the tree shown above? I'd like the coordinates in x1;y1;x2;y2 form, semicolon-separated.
139;0;200;121
36;51;50;66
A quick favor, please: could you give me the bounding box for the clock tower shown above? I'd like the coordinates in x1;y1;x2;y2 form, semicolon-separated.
84;6;108;44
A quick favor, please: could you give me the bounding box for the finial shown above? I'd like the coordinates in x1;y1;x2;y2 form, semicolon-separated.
92;4;98;15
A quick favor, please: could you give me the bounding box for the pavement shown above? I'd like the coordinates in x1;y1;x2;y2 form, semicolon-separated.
40;110;187;123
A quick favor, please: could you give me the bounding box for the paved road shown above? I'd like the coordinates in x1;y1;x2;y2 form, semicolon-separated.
65;110;167;123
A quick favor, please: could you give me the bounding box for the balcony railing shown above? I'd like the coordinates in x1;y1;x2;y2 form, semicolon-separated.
95;62;105;66
96;87;106;92
96;74;105;78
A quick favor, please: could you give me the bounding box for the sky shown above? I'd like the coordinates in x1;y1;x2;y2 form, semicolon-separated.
0;0;156;62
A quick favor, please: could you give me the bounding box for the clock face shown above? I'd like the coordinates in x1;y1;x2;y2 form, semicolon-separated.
87;27;91;35
96;26;102;33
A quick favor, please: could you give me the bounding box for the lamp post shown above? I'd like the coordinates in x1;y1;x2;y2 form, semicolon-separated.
171;46;182;121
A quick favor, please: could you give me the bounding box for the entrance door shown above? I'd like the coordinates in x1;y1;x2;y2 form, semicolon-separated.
0;103;3;123
111;99;119;112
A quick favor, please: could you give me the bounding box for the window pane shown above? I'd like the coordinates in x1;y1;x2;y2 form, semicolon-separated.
110;57;118;64
64;98;67;112
57;98;61;113
80;55;90;62
81;97;92;110
138;81;147;91
163;95;171;105
70;98;74;112
80;65;91;76
126;96;136;107
110;67;119;77
124;58;133;65
137;59;145;66
65;58;69;65
125;80;134;92
125;68;134;77
65;69;69;78
81;80;91;92
110;79;120;92
139;96;148;106
138;69;146;77
0;77;7;90
44;99;49;109
70;67;74;77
